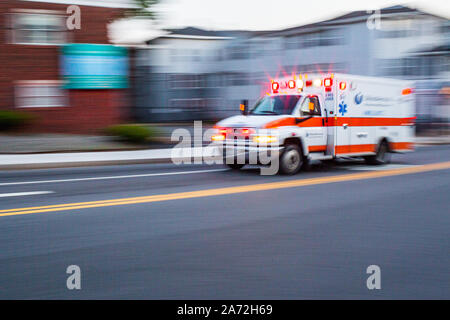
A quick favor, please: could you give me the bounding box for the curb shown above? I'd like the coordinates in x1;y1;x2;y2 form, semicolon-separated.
0;157;180;171
414;142;450;146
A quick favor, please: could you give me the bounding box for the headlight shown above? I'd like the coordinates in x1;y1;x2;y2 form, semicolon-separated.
253;135;278;144
211;134;225;141
211;127;227;142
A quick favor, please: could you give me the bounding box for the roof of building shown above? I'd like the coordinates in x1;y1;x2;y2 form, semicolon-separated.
257;5;448;37
144;5;448;44
164;27;268;38
145;27;267;44
324;5;418;23
22;0;136;8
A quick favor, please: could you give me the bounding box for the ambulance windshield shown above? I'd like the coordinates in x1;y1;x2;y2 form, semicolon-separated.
250;95;301;115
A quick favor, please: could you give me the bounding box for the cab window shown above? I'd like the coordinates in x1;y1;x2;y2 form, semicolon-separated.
250;95;301;115
300;96;321;116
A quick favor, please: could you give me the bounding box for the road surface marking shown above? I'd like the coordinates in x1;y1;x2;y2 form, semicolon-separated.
0;161;449;217
0;169;228;187
0;191;54;198
344;164;417;171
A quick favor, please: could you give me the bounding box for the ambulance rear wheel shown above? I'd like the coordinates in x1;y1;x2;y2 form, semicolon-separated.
279;144;303;175
365;140;391;165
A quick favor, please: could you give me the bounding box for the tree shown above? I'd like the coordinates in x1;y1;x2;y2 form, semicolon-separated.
128;0;159;19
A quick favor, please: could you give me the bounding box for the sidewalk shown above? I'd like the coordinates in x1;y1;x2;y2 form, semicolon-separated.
0;134;147;154
0;147;217;170
0;124;213;154
414;135;450;145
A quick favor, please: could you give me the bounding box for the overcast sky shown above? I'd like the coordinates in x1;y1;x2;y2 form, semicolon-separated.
155;0;449;31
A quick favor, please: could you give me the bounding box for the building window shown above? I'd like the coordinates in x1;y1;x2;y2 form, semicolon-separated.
11;12;66;45
402;57;423;77
226;45;250;60
15;81;67;108
377;59;404;77
376;19;416;39
205;74;223;88
376;57;441;78
284;37;295;50
250;41;267;57
377;29;413;38
444;56;450;73
284;30;344;50
226;73;250;86
319;29;344;46
169;98;206;112
283;62;348;74
169;74;204;89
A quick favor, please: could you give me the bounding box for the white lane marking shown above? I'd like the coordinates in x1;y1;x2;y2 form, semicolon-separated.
344;164;417;171
0;169;228;187
0;191;54;198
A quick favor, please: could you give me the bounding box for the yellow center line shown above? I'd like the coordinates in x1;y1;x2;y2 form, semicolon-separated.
1;161;449;217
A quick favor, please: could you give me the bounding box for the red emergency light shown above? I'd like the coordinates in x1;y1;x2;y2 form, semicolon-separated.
272;81;280;93
288;80;296;89
324;78;333;87
339;82;347;90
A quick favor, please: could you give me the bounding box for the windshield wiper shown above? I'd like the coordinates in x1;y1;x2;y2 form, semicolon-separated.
255;111;281;115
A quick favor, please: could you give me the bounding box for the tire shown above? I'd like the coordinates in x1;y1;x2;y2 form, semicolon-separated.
365;140;391;165
226;163;245;170
279;144;303;175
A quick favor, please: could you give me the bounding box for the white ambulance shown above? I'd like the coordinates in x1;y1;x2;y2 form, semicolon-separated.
212;73;415;174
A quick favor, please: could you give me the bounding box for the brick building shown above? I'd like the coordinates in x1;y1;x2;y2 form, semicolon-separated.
0;0;133;133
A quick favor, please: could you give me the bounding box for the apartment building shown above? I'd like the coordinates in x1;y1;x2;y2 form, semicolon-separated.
135;5;449;123
0;0;133;133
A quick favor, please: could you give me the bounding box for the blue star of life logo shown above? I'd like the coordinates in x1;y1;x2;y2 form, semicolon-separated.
339;101;348;116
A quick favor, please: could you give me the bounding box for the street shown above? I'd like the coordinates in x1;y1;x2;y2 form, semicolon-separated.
0;145;449;299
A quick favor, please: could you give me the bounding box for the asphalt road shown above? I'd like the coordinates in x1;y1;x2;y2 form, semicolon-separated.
0;146;449;299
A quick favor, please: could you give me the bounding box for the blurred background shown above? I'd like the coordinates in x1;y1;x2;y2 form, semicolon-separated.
0;0;449;152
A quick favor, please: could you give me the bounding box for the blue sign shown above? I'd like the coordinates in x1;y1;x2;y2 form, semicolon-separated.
339;101;348;116
60;44;128;89
354;92;363;105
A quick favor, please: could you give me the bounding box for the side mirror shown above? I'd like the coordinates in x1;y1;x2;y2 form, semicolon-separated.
240;99;249;115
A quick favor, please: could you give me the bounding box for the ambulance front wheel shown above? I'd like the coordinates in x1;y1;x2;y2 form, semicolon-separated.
279;144;303;175
365;140;391;165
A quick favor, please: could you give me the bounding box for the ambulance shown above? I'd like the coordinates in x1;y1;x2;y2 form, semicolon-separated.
211;73;415;174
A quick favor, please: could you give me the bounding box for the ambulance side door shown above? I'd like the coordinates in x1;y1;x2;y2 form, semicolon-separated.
335;83;351;155
298;95;327;152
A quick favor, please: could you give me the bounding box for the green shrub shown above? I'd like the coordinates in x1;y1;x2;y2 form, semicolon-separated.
105;124;157;144
0;110;34;131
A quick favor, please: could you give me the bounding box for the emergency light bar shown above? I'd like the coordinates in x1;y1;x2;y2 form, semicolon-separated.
270;75;335;93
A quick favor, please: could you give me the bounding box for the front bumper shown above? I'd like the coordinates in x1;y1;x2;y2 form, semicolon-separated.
213;140;284;164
